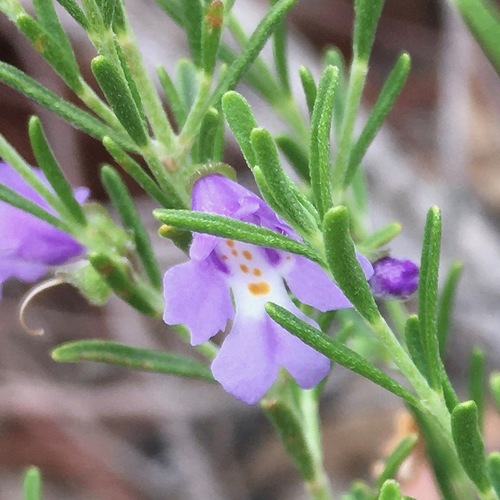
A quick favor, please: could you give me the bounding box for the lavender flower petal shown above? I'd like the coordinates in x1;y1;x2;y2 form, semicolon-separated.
211;313;279;404
163;259;234;345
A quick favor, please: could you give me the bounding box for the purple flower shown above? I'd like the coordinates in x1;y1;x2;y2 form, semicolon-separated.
0;162;88;295
369;256;419;300
163;174;373;404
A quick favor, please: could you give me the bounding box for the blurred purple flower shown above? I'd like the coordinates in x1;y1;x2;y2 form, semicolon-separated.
369;256;419;300
163;174;373;404
0;162;88;295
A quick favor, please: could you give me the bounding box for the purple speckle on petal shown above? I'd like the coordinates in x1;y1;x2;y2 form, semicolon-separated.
369;256;419;300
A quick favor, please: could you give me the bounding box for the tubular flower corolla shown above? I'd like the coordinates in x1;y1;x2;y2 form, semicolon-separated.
369;256;419;300
0;162;88;295
163;174;373;404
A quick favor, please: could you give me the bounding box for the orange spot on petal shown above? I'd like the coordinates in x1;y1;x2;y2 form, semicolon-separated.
240;264;249;273
232;249;238;256
253;268;262;277
242;250;253;260
248;282;271;296
226;240;235;247
221;255;228;260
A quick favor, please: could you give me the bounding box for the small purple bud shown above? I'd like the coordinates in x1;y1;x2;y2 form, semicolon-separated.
369;256;419;300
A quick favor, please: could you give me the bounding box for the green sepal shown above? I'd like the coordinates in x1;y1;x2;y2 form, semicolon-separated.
183;0;204;67
55;0;88;27
309;65;338;219
469;347;486;431
266;303;419;406
261;399;315;481
378;480;402;500
418;206;443;390
222;90;258;167
58;261;112;305
157;65;187;128
345;52;411;186
487;452;500;497
153;209;322;264
23;466;42;500
16;14;83;92
437;261;463;356
202;0;224;74
28;116;87;225
51;340;214;381
275;134;310;181
451;0;500;75
91;55;148;147
353;0;385;61
100;165;162;289
250;127;318;235
299;65;317;116
451;401;492;494
323;206;379;323
376;434;418;489
490;372;500;413
0;62;136;151
89;252;163;316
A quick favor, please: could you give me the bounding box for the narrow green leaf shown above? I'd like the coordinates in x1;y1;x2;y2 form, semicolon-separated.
377;435;418;489
378;480;402;500
353;0;385;61
222;90;258;167
265;303;419;406
55;0;88;28
195;108;220;162
91;55;148;147
309;65;338;219
299;65;317;116
469;347;486;430
270;0;290;93
437;261;463;356
23;466;42;500
345;52;411;186
28;116;86;225
490;372;500;413
102;137;171;207
89;252;163;316
418;206;443;389
404;315;428;378
451;0;500;75
202;0;224;74
157;65;187;128
16;14;82;92
155;0;184;25
261;399;315;480
451;401;492;494
101;166;162;289
176;59;199;113
275;134;310;181
324;47;347;133
183;0;204;67
211;0;298;103
487;452;500;497
52;340;214;381
323;206;379;323
0;62;136;151
359;222;402;252
251;127;317;235
95;0;116;27
153;209;322;263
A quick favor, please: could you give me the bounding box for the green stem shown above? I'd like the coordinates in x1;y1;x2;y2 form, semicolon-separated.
300;390;334;499
331;58;368;205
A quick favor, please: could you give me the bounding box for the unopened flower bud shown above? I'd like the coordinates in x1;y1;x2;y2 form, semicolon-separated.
369;256;419;300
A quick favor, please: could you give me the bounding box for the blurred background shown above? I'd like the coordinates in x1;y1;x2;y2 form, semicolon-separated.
1;0;500;498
